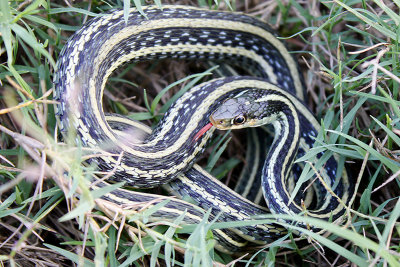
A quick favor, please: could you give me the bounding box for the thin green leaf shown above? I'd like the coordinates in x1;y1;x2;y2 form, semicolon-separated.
11;0;46;23
59;201;93;222
48;7;102;17
0;205;27;219
120;244;147;267
150;241;163;267
371;116;400;147
205;137;231;172
382;198;400;242
128;199;170;223
132;0;148;19
333;1;396;40
123;0;130;24
371;0;400;26
11;23;56;67
22;187;62;204
24;14;58;31
127;112;154;121
44;244;95;266
159;66;219;114
327;130;400;172
91;182;125;199
108;227;119;267
0;24;13;65
151;67;217;114
154;0;163;9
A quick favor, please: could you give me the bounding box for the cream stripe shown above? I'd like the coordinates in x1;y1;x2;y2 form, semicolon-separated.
239;129;261;198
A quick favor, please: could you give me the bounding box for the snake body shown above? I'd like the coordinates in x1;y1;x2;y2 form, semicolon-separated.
53;6;353;252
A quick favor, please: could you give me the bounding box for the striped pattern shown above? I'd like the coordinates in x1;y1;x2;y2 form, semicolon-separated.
53;5;353;252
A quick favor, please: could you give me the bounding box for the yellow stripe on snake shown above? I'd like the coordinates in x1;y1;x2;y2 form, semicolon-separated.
53;5;353;253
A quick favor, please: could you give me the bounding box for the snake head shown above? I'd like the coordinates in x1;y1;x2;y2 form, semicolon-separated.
210;90;282;130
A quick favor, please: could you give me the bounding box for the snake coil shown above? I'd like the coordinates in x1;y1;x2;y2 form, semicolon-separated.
54;5;353;252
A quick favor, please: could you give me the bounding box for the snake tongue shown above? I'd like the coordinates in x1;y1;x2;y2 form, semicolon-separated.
193;122;213;142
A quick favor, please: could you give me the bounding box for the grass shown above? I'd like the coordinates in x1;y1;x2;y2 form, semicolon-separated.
1;0;400;266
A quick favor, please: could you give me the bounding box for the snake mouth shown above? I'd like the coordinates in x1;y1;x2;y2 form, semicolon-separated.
193;122;214;142
209;115;230;130
209;116;218;127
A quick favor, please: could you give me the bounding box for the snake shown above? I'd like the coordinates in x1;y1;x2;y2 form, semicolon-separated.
53;5;353;253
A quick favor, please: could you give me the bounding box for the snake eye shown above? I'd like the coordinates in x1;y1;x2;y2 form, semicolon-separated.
233;115;246;125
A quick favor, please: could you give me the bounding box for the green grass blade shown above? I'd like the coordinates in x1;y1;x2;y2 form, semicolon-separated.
334;1;396;40
10;23;56;68
382;198;400;243
44;244;95;266
48;7;102;17
371;116;400;147
327;130;400;172
90;182;125;199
